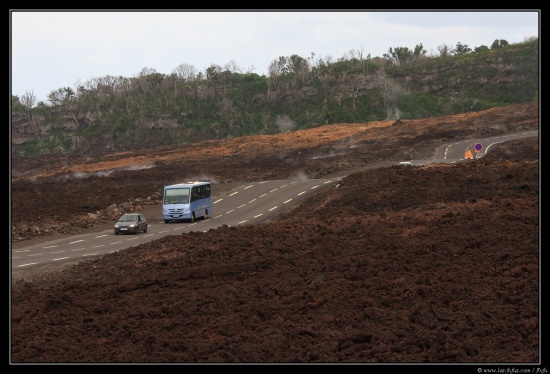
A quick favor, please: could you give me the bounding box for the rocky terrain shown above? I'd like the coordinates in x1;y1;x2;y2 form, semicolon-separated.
10;102;540;364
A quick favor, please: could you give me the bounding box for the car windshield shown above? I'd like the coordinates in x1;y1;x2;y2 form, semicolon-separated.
119;214;138;222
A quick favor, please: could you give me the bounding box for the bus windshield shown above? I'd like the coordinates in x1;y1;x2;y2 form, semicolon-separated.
164;187;190;204
162;182;212;224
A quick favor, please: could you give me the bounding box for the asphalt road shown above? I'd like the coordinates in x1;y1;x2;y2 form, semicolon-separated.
12;178;340;269
424;130;538;165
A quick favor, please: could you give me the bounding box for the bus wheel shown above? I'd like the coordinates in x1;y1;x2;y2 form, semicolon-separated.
190;213;195;223
204;209;208;219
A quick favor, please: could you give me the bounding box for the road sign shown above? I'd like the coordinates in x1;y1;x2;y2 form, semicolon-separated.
465;149;473;159
474;143;483;153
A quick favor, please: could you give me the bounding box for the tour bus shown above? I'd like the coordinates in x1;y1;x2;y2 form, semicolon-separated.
162;181;212;223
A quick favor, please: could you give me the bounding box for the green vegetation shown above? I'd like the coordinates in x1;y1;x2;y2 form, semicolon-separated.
11;38;539;158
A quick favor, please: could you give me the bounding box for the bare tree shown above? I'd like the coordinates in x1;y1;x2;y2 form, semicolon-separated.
138;67;158;77
243;65;256;74
20;91;36;117
437;43;451;58
224;60;242;74
356;46;369;75
268;57;285;85
173;63;197;81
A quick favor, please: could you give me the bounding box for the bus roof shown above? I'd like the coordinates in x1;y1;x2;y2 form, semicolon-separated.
164;181;211;188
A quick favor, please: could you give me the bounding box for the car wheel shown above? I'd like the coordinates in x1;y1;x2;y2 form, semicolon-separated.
144;224;148;233
114;231;118;235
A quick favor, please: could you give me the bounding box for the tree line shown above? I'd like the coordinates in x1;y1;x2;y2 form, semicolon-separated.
11;37;538;158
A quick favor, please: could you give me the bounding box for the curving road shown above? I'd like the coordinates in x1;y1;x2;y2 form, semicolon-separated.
11;130;537;269
12;178;340;269
419;130;538;166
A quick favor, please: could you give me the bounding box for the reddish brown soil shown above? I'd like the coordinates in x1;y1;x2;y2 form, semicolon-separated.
10;102;541;364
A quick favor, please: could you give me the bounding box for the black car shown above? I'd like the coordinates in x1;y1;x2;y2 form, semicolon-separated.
114;213;148;235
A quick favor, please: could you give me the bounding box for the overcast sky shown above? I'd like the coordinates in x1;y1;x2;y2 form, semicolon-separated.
10;10;540;104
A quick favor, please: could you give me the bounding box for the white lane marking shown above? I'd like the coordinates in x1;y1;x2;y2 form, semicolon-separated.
229;192;238;196
244;185;254;189
444;144;453;158
249;199;257;203
237;204;246;209
17;263;37;268
269;206;278;211
254;214;263;218
284;199;292;204
69;240;84;244
53;257;70;261
214;199;222;204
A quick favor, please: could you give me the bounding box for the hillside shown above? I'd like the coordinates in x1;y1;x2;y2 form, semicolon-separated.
10;102;540;363
11;101;538;243
11;39;539;158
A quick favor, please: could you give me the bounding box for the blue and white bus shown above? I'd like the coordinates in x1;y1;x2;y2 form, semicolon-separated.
162;181;212;223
